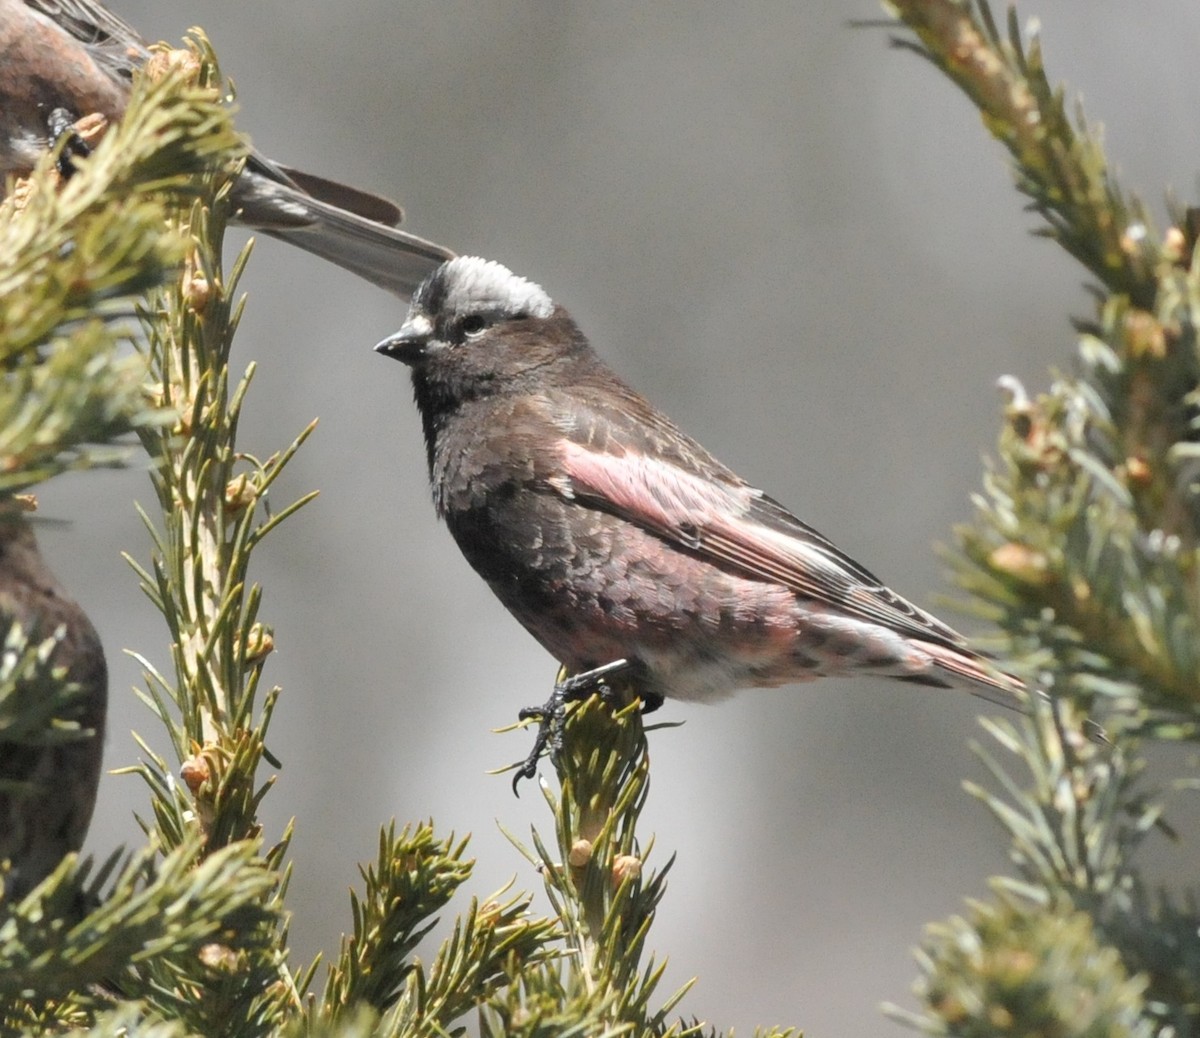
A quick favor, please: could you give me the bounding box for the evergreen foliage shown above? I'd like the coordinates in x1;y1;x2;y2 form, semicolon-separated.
883;2;1200;1034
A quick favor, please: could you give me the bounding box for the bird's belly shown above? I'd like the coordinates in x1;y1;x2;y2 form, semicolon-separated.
446;497;813;701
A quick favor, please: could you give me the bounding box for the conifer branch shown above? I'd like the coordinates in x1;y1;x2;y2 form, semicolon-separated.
60;1005;189;1038
127;47;317;859
1;837;277;1017
893;894;1155;1038
313;822;475;1021
485;696;801;1037
489;695;806;1038
299;822;556;1034
881;0;1158;307
96;32;318;1036
884;3;1200;1034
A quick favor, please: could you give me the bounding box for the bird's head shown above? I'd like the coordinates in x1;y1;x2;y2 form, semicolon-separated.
375;257;591;406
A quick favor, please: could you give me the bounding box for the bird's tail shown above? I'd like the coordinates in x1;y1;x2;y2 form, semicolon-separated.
231;164;455;298
916;638;1107;745
909;638;1031;713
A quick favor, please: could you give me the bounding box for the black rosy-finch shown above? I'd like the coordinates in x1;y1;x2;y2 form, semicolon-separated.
0;506;107;899
375;257;1025;781
0;0;454;297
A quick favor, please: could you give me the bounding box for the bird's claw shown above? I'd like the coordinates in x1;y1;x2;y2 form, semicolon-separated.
511;659;631;794
47;107;91;179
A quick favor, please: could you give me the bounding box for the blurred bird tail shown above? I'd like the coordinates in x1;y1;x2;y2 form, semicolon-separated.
232;167;455;298
273;165;407;225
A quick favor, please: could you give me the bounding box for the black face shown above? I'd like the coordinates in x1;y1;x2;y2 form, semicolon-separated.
421;298;516;354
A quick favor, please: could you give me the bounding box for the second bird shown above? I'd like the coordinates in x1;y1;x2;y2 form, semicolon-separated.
0;508;107;900
0;0;454;297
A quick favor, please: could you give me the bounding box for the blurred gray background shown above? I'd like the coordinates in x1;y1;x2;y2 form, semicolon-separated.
33;3;1200;1035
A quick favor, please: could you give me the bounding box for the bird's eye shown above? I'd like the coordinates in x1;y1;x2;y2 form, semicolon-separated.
460;315;488;337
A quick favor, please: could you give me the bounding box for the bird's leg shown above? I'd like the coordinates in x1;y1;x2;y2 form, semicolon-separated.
512;658;632;793
46;107;91;179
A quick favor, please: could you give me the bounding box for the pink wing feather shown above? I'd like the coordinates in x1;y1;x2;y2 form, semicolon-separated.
556;437;1025;706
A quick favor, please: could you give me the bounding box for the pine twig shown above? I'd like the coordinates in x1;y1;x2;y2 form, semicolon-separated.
881;0;1158;306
